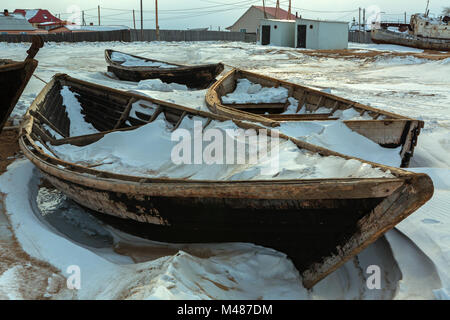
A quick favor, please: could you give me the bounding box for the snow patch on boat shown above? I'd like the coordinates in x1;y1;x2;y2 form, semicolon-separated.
46;115;394;180
60;86;98;137
111;52;176;68
222;79;289;104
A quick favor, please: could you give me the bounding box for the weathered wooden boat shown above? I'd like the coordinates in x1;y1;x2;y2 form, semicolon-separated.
105;49;224;89
19;74;434;288
206;68;424;168
0;36;43;133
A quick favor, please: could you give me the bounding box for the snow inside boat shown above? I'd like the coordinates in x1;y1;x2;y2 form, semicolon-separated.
19;74;434;288
0;35;43;133
205;68;424;167
105;49;224;89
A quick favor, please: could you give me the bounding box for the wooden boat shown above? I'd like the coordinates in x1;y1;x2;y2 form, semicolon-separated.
206;68;424;168
19;74;434;288
105;49;224;89
0;36;43;133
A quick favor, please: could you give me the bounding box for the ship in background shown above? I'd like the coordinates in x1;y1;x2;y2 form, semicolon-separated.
371;7;450;51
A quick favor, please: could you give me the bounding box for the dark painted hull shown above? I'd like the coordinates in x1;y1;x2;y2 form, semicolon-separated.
105;50;224;89
0;59;38;133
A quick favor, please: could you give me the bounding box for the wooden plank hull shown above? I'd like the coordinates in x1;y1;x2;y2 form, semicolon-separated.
0;36;43;133
19;74;434;288
105;49;224;89
371;28;450;51
206;69;424;167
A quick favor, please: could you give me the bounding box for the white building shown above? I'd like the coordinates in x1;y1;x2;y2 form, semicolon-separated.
295;18;349;50
260;19;295;47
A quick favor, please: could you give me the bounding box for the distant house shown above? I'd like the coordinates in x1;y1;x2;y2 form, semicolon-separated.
260;19;296;47
295;19;348;50
49;25;130;33
0;9;47;34
227;5;296;34
13;9;63;30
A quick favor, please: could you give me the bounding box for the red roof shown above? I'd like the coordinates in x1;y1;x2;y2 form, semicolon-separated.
254;6;296;20
13;9;62;24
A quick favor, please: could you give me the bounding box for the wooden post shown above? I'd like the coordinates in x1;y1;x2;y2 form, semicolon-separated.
140;0;143;41
133;10;136;29
156;0;160;41
98;6;100;26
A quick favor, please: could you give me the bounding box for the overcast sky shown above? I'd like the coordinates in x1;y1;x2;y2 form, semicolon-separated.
4;0;449;29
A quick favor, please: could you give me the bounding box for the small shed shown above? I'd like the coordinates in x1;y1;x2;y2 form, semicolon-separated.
295;18;348;50
260;19;295;47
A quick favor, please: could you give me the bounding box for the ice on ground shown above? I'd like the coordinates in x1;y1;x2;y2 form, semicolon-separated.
60;86;98;137
137;79;188;92
110;51;176;68
222;78;289;104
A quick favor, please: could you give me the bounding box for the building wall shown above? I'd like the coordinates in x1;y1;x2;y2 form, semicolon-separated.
295;19;348;50
260;20;295;47
228;7;274;34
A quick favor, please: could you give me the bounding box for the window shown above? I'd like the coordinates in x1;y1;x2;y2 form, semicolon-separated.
310;25;314;29
240;28;246;33
274;25;278;29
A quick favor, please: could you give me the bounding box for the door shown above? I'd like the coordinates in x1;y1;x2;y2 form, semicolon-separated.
261;25;270;45
297;25;307;48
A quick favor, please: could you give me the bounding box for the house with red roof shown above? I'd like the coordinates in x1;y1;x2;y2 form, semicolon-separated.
13;9;63;30
227;5;296;34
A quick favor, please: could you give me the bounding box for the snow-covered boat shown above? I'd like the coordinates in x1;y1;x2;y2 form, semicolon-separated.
0;36;43;133
105;49;224;89
19;74;434;288
205;68;424;167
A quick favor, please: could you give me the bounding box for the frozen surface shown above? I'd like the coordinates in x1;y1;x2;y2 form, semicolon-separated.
0;41;449;300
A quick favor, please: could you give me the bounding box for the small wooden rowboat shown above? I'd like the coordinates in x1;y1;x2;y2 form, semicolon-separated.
0;36;43;133
105;49;224;89
206;68;424;168
19;74;433;288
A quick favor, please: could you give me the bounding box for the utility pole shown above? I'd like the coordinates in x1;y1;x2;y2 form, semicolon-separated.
363;8;366;31
358;7;361;43
275;0;280;19
156;0;160;41
133;10;136;29
425;0;430;16
82;11;85;26
405;12;407;24
140;0;143;40
98;5;100;26
262;0;267;19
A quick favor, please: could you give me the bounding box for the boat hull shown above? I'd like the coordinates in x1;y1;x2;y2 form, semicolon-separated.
0;59;38;133
371;28;450;51
105;50;224;89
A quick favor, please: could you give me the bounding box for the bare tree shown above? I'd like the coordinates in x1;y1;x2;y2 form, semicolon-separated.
443;7;450;16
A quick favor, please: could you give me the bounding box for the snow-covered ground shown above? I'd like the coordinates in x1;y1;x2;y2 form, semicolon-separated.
0;41;449;299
